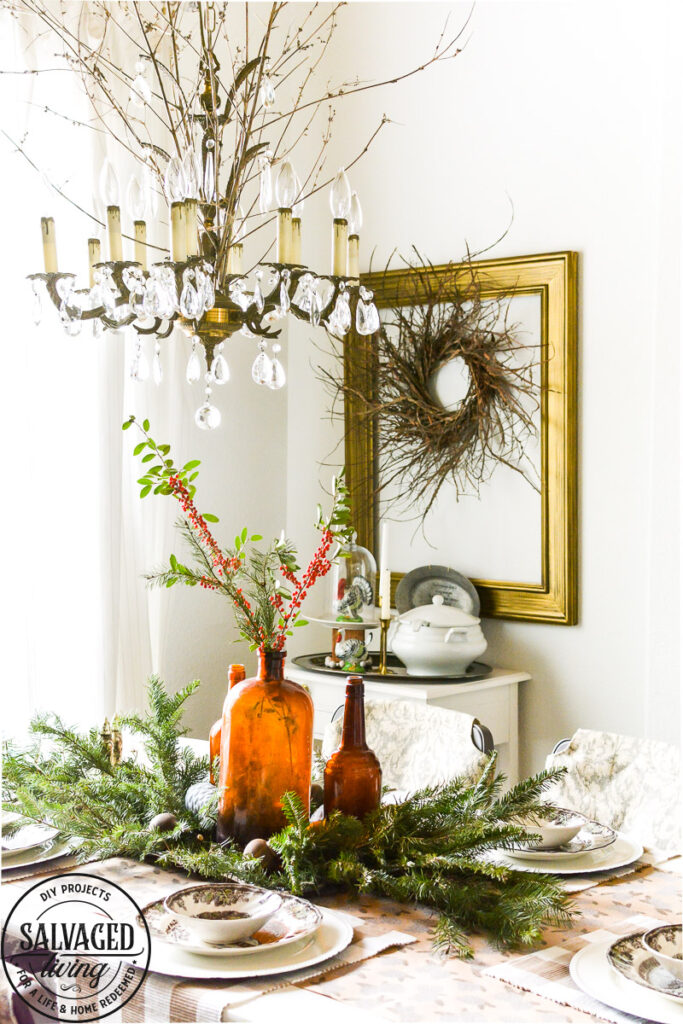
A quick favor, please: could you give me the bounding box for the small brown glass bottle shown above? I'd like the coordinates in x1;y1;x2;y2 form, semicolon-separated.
324;676;381;819
209;664;246;784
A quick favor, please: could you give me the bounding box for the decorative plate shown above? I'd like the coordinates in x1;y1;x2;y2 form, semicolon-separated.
306;614;382;630
129;906;352;980
1;837;80;872
138;891;323;957
608;932;683;1004
291;653;492;684
395;566;480;618
508;818;617;860
489;834;643;876
570;938;683;1024
2;822;58;855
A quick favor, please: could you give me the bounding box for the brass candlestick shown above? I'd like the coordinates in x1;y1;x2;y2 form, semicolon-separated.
378;596;393;675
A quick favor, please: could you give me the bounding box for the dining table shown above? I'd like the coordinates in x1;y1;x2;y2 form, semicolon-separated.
0;843;680;1023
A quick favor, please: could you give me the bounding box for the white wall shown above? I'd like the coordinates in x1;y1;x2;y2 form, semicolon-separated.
9;2;678;764
285;1;681;774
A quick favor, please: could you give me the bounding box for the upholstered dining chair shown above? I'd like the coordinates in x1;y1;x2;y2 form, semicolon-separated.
545;728;682;855
322;699;494;794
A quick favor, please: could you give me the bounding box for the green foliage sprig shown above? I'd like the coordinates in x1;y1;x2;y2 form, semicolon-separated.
3;679;573;957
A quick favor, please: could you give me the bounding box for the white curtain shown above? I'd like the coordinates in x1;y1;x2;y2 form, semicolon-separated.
0;6;189;733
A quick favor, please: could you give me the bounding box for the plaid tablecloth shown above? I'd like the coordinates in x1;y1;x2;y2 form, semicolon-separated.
0;858;415;1023
1;854;680;1022
482;913;673;1024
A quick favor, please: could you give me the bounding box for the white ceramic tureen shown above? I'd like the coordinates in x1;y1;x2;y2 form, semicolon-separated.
389;595;487;677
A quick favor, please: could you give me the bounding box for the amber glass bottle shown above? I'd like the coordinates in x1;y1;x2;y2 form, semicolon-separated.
209;665;246;784
216;651;313;845
324;676;381;819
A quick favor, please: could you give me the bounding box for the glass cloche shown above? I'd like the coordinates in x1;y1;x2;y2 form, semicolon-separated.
328;533;377;622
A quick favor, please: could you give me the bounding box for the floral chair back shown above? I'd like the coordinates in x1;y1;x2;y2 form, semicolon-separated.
545;728;681;856
322;700;491;795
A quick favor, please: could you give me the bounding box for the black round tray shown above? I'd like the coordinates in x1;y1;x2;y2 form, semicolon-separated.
291;653;492;684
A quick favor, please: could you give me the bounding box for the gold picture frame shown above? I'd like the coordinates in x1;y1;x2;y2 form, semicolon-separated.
344;251;579;624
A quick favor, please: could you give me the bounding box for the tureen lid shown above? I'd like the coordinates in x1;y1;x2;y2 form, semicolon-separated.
398;594;479;627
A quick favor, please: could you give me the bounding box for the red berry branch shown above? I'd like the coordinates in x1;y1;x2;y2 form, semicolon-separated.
124;416;353;653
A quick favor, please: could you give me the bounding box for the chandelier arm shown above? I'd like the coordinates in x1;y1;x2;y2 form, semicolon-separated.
100;312;137;330
133;318;166;337
246;318;281;340
147;320;176;340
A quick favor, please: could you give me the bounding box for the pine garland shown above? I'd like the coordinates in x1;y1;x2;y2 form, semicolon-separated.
2;678;574;957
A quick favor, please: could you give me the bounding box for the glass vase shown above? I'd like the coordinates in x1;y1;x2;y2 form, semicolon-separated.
216;650;313;845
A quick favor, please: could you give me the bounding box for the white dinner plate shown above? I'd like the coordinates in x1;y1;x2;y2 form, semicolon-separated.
489;835;643;875
570;938;683;1024
130;906;353;980
2;822;58;855
1;836;80;872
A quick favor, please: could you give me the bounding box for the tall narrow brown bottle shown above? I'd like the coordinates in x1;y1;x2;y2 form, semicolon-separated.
209;664;246;785
324;676;381;819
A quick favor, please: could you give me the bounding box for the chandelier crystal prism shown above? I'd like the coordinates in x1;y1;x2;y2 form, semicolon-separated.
29;60;380;430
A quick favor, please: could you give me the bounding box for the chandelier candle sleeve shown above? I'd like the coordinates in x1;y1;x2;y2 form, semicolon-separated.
185;198;199;257
40;217;57;272
347;191;362;278
330;167;351;276
171;201;187;262
332;219;348;277
291;218;302;264
275;161;297;264
227;243;243;275
277;207;292;264
106;205;123;262
292;181;304;265
348;234;359;279
134;222;147;270
88;237;101;288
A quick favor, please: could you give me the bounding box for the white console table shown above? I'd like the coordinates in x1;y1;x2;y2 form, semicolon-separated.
286;663;530;785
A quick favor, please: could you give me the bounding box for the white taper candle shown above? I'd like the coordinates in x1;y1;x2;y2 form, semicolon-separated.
379;522;391;618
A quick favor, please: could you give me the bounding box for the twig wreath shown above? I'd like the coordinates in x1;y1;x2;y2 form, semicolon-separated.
325;253;541;519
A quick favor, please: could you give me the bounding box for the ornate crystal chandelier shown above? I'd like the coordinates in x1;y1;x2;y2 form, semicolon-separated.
29;63;380;431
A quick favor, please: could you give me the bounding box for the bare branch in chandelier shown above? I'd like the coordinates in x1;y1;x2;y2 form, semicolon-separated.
262;8;472;130
270;11;339;160
1;130;168;254
230;113;385;252
18;99;110;135
17;2;157;171
300;117;392;206
147;1;233;103
20;0;166;143
215;5;279;280
269;4;344;79
133;3;183;160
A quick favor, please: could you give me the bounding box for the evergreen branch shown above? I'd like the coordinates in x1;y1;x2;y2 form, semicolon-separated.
3;678;576;957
